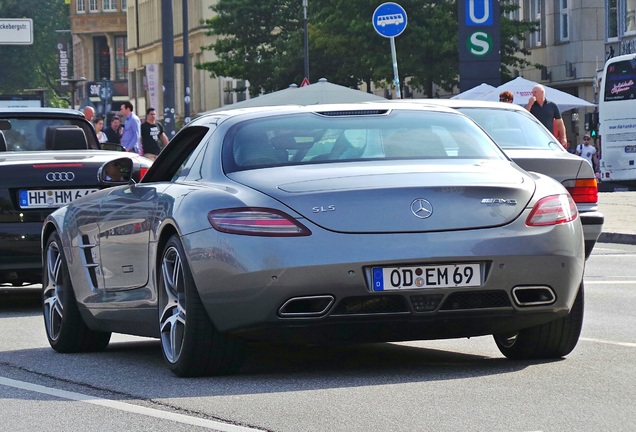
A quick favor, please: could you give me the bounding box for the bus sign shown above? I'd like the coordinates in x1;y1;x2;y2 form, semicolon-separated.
372;3;407;38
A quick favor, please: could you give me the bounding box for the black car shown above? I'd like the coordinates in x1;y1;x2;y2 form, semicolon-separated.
0;108;151;286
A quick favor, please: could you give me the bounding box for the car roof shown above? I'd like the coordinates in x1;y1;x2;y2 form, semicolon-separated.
384;98;530;112
0;107;86;120
188;101;463;127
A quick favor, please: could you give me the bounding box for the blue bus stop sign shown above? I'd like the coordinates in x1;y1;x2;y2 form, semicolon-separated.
372;2;408;38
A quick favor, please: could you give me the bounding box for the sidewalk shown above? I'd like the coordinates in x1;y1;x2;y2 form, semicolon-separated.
597;191;636;244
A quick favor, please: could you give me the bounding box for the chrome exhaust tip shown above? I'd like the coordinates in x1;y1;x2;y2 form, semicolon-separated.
278;295;335;317
512;286;556;307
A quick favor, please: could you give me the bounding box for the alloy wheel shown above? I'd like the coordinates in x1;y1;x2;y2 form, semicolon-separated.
159;245;187;363
43;239;64;341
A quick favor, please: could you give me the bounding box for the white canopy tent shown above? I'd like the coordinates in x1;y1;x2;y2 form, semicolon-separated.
207;78;386;113
451;83;496;100
480;77;595;112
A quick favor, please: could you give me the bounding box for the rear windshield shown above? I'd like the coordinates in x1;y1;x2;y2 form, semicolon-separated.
455;107;559;149
223;110;505;172
0;117;96;151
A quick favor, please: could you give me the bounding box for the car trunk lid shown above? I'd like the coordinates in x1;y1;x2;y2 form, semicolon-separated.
228;160;535;233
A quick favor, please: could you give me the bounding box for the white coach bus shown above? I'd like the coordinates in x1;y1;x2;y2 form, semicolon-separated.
599;54;636;182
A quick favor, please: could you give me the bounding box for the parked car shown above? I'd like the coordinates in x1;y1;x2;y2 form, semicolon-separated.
400;99;603;259
42;103;585;377
0;108;152;286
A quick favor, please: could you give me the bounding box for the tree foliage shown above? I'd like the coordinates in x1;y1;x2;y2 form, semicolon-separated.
0;0;70;106
198;0;538;97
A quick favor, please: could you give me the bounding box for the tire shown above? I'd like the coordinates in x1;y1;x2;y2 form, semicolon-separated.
158;235;244;377
494;282;584;360
42;231;111;353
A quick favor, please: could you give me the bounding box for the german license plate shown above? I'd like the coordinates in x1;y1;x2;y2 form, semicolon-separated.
372;264;481;291
19;188;98;209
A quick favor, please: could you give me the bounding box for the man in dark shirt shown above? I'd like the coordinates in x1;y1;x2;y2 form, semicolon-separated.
140;107;169;160
525;84;568;148
104;115;123;145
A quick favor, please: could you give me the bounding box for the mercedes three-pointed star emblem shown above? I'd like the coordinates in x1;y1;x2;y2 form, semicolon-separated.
410;198;433;219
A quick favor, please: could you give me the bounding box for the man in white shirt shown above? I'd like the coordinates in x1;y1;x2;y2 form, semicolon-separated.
576;133;599;174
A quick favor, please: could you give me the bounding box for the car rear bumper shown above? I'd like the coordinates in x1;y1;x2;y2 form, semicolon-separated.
0;222;42;285
580;210;604;259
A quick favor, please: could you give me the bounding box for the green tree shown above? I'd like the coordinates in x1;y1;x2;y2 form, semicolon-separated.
198;0;305;96
198;0;538;97
0;0;70;106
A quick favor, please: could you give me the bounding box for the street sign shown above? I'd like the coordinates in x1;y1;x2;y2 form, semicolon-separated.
372;3;407;38
457;0;500;92
0;19;33;45
301;77;310;87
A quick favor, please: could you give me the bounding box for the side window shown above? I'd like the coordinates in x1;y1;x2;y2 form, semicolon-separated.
141;125;211;183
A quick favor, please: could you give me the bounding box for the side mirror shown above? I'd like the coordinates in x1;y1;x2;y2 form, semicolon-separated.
98;157;134;184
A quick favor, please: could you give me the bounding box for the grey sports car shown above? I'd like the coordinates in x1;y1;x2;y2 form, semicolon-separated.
42;103;585;377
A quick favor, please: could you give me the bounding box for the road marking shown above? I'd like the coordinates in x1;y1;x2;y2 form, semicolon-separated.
580;338;636;348
0;377;263;432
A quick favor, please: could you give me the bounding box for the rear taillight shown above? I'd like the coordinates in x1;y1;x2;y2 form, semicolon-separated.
563;178;598;203
526;194;578;226
139;167;149;180
208;208;311;236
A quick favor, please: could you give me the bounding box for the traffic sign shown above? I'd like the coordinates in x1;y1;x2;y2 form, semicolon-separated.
301;77;310;87
0;19;33;45
372;3;407;38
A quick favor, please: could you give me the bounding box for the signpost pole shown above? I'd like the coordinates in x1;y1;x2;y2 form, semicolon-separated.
372;2;407;100
389;37;402;99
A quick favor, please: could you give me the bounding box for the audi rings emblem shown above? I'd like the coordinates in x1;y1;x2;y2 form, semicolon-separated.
411;198;433;219
46;172;75;182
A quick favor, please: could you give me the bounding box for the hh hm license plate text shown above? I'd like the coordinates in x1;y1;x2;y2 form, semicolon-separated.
372;264;481;291
19;189;98;209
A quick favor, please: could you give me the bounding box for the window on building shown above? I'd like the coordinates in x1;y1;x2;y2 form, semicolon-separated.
115;36;128;80
608;0;618;39
77;0;86;13
627;0;636;33
530;0;542;47
89;0;98;12
559;0;569;41
103;0;117;11
94;36;111;81
122;0;127;11
221;78;251;106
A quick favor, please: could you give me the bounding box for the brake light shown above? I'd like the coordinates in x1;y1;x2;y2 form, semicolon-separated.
526;194;578;226
139;167;149;180
208;208;311;236
562;179;598;204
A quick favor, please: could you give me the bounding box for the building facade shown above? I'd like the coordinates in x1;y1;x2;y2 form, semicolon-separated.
69;0;129;115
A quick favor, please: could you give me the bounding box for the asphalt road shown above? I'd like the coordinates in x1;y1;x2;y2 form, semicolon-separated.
1;243;634;432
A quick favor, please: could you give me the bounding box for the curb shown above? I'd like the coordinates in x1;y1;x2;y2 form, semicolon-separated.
598;232;636;245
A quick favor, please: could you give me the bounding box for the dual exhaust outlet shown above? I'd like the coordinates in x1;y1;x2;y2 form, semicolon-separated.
278;287;556;318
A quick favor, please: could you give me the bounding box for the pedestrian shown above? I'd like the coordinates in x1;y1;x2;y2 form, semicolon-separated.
141;107;169;161
576;133;600;177
83;106;95;123
93;116;107;144
104;115;123;145
499;91;514;103
119;101;143;156
525;84;568;148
